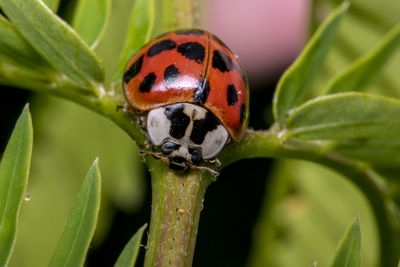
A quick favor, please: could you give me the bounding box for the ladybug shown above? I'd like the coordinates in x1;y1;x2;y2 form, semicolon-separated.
122;29;249;175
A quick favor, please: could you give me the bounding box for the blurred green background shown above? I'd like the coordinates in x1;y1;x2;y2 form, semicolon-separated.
0;0;399;266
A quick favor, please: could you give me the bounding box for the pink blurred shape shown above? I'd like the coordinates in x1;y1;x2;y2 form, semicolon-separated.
207;0;310;85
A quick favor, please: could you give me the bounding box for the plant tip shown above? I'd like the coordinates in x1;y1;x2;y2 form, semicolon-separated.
22;103;31;113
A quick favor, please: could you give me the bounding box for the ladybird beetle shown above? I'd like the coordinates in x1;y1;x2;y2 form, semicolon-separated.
123;29;249;175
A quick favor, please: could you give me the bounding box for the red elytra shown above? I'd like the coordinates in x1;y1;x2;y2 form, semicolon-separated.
123;29;249;141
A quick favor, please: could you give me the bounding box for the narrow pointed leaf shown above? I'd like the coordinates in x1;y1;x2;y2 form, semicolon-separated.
42;0;60;12
273;2;348;125
72;0;111;48
0;0;104;87
112;0;155;83
330;214;361;267
325;23;400;95
0;15;49;69
114;224;147;267
0;105;33;266
286;92;400;140
49;159;101;267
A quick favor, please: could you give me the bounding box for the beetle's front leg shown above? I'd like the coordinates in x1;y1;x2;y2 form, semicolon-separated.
206;157;221;167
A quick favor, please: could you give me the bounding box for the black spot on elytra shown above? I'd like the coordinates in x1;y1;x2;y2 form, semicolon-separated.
123;55;143;83
193;79;210;105
164;104;190;139
190;111;220;145
175;29;205;36
212;49;234;72
227;84;238;106
147;39;176;57
177;42;205;63
239;104;246;123
188;147;202;164
164;64;180;85
161;141;181;156
139;73;156;93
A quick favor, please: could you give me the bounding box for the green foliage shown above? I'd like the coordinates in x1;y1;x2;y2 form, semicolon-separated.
230;2;399;265
72;0;111;49
0;15;50;70
0;0;104;88
273;2;348;125
0;106;32;266
42;0;60;12
248;160;377;267
49;159;101;267
114;224;147;267
314;1;400;99
324;23;400;94
286;93;400;140
330;214;361;267
113;0;155;84
285;93;400;167
8;97;145;266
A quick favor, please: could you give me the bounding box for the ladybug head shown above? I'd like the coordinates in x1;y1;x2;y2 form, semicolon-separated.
146;103;229;166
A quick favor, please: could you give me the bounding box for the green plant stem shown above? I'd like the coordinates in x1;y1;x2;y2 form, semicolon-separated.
159;0;202;31
144;160;213;267
174;0;202;29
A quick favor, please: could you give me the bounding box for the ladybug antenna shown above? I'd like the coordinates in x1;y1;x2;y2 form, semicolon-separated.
188;162;219;177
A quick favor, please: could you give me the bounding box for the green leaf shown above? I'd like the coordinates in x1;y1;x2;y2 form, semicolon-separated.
0;54;57;93
0;14;50;70
273;2;348;125
49;159;101;267
42;0;60;12
0;14;55;87
0;105;33;266
0;0;104;87
286;92;400;140
330;213;361;267
114;224;147;267
333;138;400;168
285;92;400;167
324;23;400;95
112;0;155;83
72;0;111;48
